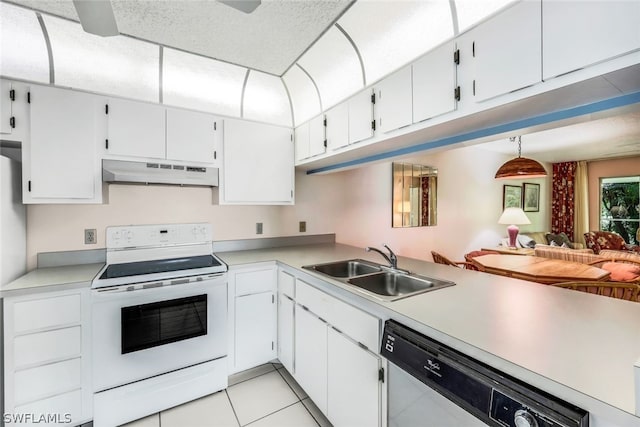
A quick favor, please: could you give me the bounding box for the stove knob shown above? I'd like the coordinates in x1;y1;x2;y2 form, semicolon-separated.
514;410;538;427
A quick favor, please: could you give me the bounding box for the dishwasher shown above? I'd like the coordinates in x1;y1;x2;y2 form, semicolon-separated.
381;320;589;427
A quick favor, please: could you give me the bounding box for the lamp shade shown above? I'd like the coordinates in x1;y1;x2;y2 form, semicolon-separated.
498;207;531;225
495;157;547;179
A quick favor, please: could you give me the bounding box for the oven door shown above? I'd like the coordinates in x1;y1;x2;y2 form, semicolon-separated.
91;274;227;392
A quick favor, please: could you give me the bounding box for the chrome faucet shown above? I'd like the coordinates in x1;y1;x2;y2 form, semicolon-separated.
365;244;398;270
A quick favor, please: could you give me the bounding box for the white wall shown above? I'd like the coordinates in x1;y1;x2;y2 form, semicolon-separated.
1;156;27;284
25;170;345;269
334;145;551;262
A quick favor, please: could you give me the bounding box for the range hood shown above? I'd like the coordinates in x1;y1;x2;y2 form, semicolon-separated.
102;159;218;187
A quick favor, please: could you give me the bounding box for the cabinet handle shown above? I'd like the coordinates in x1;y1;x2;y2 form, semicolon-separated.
473;80;476;96
453;49;460;65
105;104;109;115
214;151;217;160
472;41;475;57
371;93;376;104
454;86;461;101
213;121;217;131
105;139;109;149
28;181;31;192
9;116;15;129
9;89;15;101
371;120;376;131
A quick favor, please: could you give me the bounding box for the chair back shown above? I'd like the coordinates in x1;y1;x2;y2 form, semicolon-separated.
552;281;640;302
431;251;460;267
463;250;499;271
584;231;626;254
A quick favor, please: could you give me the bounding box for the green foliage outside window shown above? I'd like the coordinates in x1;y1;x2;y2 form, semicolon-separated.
600;176;640;244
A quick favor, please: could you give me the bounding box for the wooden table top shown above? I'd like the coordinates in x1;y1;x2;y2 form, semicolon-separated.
470;254;611;284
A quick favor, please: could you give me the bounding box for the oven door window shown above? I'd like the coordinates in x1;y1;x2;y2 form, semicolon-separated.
121;294;207;354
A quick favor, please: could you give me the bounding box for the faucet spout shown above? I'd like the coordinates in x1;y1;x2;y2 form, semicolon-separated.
365;244;398;270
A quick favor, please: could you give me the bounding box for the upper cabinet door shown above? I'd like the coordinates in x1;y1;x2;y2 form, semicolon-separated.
325;103;349;151
106;98;165;159
376;66;412;133
413;41;456;123
223;119;294;204
294;121;310;162
348;89;374;144
308;114;326;158
166;108;219;165
28;85;99;201
543;0;640;80
466;1;542;102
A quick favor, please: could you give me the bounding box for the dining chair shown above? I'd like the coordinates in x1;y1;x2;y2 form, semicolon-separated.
464;250;500;271
431;251;473;269
551;281;640;302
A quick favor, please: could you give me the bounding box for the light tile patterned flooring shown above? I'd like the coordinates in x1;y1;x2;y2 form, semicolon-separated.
122;363;332;427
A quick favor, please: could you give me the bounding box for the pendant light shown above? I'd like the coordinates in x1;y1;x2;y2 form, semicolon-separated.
495;136;547;179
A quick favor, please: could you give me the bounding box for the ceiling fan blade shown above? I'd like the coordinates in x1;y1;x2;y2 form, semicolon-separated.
72;0;119;37
218;0;261;14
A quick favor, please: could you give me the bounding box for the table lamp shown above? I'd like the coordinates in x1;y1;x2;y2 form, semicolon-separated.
498;207;531;248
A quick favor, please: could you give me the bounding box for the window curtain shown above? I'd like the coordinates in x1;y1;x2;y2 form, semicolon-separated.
574;161;589;247
552;162;577;240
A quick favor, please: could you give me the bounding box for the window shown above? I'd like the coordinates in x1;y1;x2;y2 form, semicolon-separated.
600;176;639;244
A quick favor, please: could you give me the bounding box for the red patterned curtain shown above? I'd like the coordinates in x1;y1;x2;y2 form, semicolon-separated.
552;162;577;240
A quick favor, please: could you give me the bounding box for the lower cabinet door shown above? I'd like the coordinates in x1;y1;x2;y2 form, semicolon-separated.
278;294;295;373
235;292;276;372
327;327;381;427
294;305;328;414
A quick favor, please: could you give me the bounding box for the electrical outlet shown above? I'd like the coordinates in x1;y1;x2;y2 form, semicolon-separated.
256;222;263;235
85;228;97;244
299;221;307;233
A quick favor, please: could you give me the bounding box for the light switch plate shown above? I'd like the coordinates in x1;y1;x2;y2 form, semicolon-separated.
299;221;306;232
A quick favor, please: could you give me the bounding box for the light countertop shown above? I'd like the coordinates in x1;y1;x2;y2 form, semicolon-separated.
219;243;640;425
4;243;640;424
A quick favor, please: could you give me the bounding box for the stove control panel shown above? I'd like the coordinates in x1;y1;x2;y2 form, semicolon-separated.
106;223;212;249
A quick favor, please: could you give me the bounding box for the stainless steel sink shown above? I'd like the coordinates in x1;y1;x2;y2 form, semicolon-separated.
303;259;455;301
347;272;454;301
304;259;382;278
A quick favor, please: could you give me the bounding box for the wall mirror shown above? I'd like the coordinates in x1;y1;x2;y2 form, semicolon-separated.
392;163;438;228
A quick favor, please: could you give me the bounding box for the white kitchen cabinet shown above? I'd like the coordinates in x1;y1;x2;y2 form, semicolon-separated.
1;80;15;135
278;293;295;374
295;115;326;162
229;264;277;374
542;0;640;80
166;108;220;165
376;66;412;133
327;327;381;427
294;121;310;161
105;97;165;160
459;1;541;103
3;288;92;426
413;41;457;122
235;292;277;372
325;102;349;151
294;305;328;414
25;84;102;203
348;88;375;144
222;119;294;204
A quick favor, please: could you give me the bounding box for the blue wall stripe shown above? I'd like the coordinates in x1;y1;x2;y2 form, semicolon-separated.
307;90;640;175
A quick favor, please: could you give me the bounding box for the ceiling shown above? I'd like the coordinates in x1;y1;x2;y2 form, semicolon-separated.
476;110;640;164
6;0;354;75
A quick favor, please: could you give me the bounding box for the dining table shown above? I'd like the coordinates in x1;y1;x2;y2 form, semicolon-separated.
470;254;611;284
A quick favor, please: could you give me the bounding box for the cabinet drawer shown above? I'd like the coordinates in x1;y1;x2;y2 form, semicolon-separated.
14;389;83;426
278;270;295;298
296;280;379;351
235;268;275;296
14;358;82;405
13;294;81;334
14;326;81;369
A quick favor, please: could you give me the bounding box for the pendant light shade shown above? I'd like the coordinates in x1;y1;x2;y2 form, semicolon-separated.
495;136;547;179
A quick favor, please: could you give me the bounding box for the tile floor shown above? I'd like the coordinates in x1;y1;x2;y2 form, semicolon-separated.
122;362;333;427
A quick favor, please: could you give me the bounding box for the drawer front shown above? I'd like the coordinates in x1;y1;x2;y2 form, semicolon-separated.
14;326;81;369
14;358;82;405
13;294;81;334
296;280;379;351
235;268;275;296
14;389;83;427
278;269;295;298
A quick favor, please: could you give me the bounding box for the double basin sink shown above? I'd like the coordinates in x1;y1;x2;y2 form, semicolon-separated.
303;259;455;301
